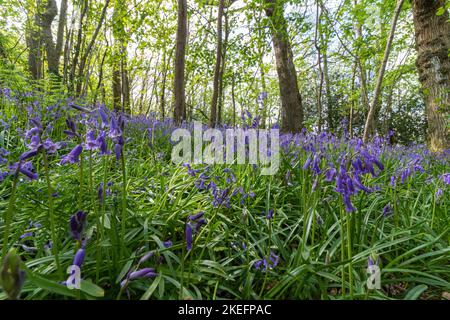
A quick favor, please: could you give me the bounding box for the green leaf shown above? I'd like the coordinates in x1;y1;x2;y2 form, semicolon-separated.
25;271;76;298
80;280;104;298
404;285;428;300
140;274;162;300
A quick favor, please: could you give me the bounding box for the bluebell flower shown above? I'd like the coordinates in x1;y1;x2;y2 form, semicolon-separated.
73;248;85;267
383;204;393;217
61;144;83;165
70;211;87;241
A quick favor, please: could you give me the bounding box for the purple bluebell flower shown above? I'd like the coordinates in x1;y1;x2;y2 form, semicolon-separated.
189;212;205;221
163;240;173;248
139;251;154;264
70;211;87;241
73;248;85;267
109;115;122;139
185;223;193;251
266;209;274;220
96;131;109;155
129;268;157;280
325;167;336;182
10;162;38;180
84;130;99;151
20;148;40;161
61;144;83;165
383;204;393;217
43;139;59;154
440;173;450;185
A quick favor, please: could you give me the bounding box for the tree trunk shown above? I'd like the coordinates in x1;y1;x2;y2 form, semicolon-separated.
55;0;68;68
362;0;404;143
412;0;450;151
76;0;110;95
218;10;229;125
210;0;225;128
314;1;324;132
264;0;303;133
173;0;188;125
26;11;42;80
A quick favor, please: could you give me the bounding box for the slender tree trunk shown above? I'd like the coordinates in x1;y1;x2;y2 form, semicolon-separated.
77;0;110;95
160;48;168;119
412;0;450;151
231;72;236;127
55;0;68;68
173;0;187;125
218;10;229;125
264;0;303;132
210;0;225;127
363;0;404;142
314;1;324;132
353;0;370;117
26;9;42;80
321;29;333;131
70;0;88;90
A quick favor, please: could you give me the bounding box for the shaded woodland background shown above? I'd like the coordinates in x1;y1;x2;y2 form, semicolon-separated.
0;0;449;149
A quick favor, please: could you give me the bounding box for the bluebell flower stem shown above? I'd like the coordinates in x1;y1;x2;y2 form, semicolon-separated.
43;153;63;278
346;211;354;299
2;166;20;258
88;151;101;283
120;148;127;259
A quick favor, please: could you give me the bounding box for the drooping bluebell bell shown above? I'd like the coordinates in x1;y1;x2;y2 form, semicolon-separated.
189;212;205;221
383;204;393;217
70;211;87;241
435;188;443;200
163;240;173;248
128;268;157;280
73;248;86;267
185;223;193;251
440;173;450;185
43;139;59;154
61;144;83;165
9;161;38;180
64;118;79;139
19;148;40;161
84;130;99;151
96;131;109;155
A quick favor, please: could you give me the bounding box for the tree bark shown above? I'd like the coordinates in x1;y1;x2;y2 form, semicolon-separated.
412;0;450;151
218;10;229;125
173;0;188;125
55;0;68;67
264;0;303;133
210;0;225;128
363;0;404;143
77;0;110;95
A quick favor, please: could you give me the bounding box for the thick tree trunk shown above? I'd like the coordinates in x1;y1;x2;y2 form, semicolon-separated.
210;0;225;128
26;12;42;80
412;0;450;151
41;0;58;75
173;0;188;125
264;0;303;133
